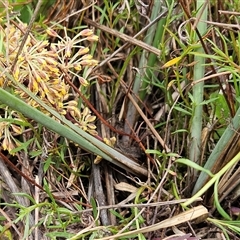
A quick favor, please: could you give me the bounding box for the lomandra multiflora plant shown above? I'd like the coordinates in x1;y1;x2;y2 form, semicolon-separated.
0;21;99;154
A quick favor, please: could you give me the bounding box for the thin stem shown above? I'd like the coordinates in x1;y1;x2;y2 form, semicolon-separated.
11;0;43;71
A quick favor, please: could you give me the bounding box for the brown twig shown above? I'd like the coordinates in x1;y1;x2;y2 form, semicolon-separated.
83;17;161;56
69;198;203;214
94;7;168;70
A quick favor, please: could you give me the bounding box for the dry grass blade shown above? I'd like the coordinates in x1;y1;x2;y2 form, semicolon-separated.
0;156;39;238
196;128;240;205
84;18;161;56
72;198;203;214
95;205;208;240
0;208;20;238
120;80;172;152
0;157;30;209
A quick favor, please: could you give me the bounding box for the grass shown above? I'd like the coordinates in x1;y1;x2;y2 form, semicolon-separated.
1;0;240;239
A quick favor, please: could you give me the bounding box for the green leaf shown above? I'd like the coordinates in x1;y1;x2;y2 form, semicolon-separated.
29;150;42;158
176;158;214;177
145;149;162;156
109;209;124;220
90;197;98;221
171;129;189;134
189;51;225;61
13;193;36;204
200;97;219;105
174;106;192;115
44;155;55;173
210;92;230;125
214;178;231;220
19;5;33;23
10;138;34;154
43;178;56;204
45;231;74;239
23;214;30;239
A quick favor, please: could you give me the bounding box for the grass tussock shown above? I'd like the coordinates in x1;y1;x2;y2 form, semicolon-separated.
0;0;240;239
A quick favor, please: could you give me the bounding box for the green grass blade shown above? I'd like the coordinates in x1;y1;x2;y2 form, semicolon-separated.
176;158;214;177
214;177;231;220
193;106;240;194
0;87;147;176
189;0;208;181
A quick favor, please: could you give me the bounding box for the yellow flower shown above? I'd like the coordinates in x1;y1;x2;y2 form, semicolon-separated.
78;77;89;86
79;29;94;37
86;35;99;41
79;59;98;66
46;28;58;37
78;47;89;55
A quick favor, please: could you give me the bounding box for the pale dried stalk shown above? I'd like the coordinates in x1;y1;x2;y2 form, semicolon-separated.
84;18;161;56
94;205;208;240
